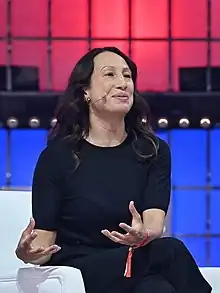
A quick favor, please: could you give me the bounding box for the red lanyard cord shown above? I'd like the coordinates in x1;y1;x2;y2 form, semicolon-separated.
124;230;150;278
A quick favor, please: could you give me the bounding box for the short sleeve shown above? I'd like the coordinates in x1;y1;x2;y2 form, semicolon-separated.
141;138;171;214
32;144;63;231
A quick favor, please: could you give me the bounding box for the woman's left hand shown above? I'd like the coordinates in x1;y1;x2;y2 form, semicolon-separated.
101;201;146;246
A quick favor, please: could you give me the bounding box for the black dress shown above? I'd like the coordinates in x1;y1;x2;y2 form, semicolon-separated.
32;133;212;293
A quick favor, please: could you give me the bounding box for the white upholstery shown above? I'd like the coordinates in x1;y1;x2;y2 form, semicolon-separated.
0;190;219;292
0;266;85;293
0;190;85;293
200;267;220;293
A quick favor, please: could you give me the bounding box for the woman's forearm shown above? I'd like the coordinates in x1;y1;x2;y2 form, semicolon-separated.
142;209;166;244
141;227;163;245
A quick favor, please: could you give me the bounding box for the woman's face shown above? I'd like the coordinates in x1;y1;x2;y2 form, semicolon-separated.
85;51;134;116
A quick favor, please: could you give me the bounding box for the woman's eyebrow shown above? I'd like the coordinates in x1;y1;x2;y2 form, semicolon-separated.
101;66;115;71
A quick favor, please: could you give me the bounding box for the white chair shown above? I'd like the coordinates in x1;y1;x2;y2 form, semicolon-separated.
0;190;85;293
0;190;219;292
0;266;85;293
199;267;220;293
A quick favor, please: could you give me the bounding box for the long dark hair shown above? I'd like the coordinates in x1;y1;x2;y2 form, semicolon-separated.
49;47;159;161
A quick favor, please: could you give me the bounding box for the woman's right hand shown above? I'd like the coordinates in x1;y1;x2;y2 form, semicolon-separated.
15;218;61;264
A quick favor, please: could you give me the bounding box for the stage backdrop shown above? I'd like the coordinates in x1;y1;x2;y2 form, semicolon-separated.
0;0;220;267
0;0;220;91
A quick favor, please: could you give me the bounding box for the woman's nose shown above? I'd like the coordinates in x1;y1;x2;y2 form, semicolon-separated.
115;76;127;89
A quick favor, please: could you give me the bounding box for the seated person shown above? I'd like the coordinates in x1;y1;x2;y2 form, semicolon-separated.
15;47;212;293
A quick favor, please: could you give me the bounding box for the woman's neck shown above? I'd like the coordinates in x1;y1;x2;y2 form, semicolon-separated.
86;113;127;147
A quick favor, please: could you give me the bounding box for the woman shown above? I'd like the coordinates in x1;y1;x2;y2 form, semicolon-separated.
15;47;211;293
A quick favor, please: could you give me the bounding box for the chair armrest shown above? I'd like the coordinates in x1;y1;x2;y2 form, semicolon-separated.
200;267;220;293
0;265;85;293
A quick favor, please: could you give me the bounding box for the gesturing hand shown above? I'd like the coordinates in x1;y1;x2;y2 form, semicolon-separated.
15;218;61;264
101;201;146;247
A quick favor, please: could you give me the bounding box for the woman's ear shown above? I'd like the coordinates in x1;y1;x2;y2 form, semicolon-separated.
83;89;91;104
83;87;89;96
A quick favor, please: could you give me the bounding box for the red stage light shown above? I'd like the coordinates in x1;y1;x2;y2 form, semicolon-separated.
211;0;220;38
131;0;168;38
52;0;88;37
0;42;6;65
51;41;88;91
91;0;129;38
172;0;207;38
11;0;47;36
0;1;6;37
132;41;168;91
211;43;220;66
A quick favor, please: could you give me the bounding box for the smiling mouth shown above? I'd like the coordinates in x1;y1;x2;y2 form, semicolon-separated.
113;95;129;100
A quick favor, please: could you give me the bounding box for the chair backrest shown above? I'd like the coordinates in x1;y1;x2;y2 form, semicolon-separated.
0;190;32;273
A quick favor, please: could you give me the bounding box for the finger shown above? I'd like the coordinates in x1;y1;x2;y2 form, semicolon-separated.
29;245;61;257
129;201;141;220
29;246;45;254
22;231;37;248
41;245;61;255
110;231;127;242
101;230;122;244
119;223;138;236
22;218;35;237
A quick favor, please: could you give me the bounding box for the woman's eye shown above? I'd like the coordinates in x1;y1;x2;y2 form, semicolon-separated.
105;72;114;77
124;74;131;78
